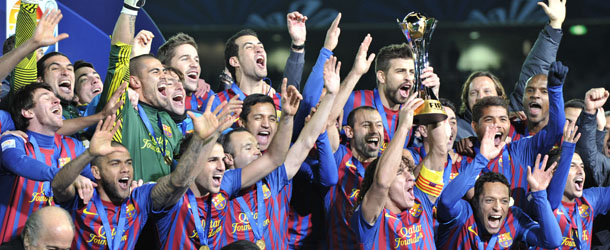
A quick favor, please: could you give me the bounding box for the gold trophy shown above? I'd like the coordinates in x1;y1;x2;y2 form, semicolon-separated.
398;12;447;125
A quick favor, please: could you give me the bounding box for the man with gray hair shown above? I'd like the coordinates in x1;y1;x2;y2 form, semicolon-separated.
0;206;74;250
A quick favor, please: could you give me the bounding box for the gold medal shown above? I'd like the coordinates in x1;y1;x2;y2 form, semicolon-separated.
164;155;172;165
256;239;265;250
199;246;209;250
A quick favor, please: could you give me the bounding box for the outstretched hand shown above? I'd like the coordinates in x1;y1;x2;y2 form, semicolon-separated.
323;56;341;95
351;34;375;76
527;154;556;192
323;13;341;51
89;115;125;157
280;78;303;116
547;61;569;87
479;126;508;160
562;120;581;144
32;9;69;47
190;95;238;140
131;30;154;58
287;11;307;47
538;0;566;29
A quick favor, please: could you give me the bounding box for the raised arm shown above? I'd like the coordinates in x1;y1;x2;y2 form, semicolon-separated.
546;122;578;210
52;115;124;204
437;126;500;223
576;88;610;186
284;56;340;180
329;34;375;123
414;121;448;203
360;95;422;224
10;1;39;93
508;0;565;112
283;11;307;90
0;9;67;82
151;98;237;210
523;157;562;248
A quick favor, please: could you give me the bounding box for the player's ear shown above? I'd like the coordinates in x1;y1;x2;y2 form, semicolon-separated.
91;165;102;180
344;125;354;139
21;108;35;119
224;153;234;169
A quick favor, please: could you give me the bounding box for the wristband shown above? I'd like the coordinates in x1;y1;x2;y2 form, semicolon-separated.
415;164;444;197
121;4;139;15
291;43;305;50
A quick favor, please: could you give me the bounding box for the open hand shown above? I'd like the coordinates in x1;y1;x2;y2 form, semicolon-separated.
32;9;69;47
287;11;307;47
280;78;302;116
323;13;341;51
527;154;556;192
323;56;341;95
351;34;375;76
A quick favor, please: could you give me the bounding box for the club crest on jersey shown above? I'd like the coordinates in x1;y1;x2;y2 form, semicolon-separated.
262;184;271;199
213;193;226;210
162;124;173;138
380;142;387;152
498;232;513;248
578;204;590;217
126;204;135;218
59;157;71;167
409;202;422;217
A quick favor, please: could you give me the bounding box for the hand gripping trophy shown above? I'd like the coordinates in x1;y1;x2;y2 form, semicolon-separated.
398;12;447;125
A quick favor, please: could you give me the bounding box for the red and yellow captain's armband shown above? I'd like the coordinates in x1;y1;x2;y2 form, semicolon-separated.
415;164;444;197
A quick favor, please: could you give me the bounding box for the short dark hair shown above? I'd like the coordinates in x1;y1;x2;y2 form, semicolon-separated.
346;106;378;128
10;82;53;131
73;60;95;95
37;51;70;78
565;99;585;110
225;29;258;79
459;71;506;115
240;94;276;123
220;127;249;156
92;142;128;167
165;66;185;83
220;240;260;250
546;147;562;171
439;98;457;115
356;155;414;207
157;33;198;65
473;172;510;202
471;96;509;124
374;43;413;76
130;54;158;77
3;35;15;55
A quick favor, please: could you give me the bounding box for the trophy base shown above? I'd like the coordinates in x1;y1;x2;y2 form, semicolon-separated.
414;99;447;125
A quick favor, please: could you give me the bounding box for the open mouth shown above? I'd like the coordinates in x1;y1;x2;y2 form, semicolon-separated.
365;136;380;149
172;93;184;106
50;106;62;116
212;174;223;187
487;214;502;230
187;71;198;81
398;84;412;98
528;102;542;116
574;177;584;191
256;131;270;145
58;80;72;93
91;87;102;95
158;84;167;97
118;177;130;190
494;132;503;145
256;56;265;68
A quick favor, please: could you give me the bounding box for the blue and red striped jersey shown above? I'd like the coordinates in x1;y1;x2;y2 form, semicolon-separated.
351;187;436;250
342;89;412;152
211;83;281;111
324;145;372;250
0;131;84;243
184;90;214;111
155;169;242;250
535;187;610;250
438;205;535;250
60;183;156;250
220;165;290;250
0;110;14;133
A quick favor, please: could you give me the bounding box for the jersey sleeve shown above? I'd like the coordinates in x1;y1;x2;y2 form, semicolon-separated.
10;2;38;93
314;131;339;187
0;135;59;181
341;92;357;126
221;168;242;198
282;48;305;90
545;142;575;210
583;187;610;217
521;191;562;248
576;111;610;186
132;183;156;214
0;110;15;133
350;205;380;249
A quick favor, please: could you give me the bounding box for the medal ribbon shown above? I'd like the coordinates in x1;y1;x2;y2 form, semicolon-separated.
373;89;397;140
137;105;169;162
560;202;583;249
93;191;127;250
235;182;265;241
469;222;499;250
187;189;212;247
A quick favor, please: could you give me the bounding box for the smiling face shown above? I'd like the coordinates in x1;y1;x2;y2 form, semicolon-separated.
563;153;585;202
345;109;384;161
195;143;226;194
473;106;510;147
240;102;277;152
40;55;75;102
232;35;267;82
467;76;498;111
378;58;415;106
523;74;549;125
75;66;103;105
93;150;133;203
25;88;63;133
161;70;186;115
134;57;169;108
168;44;200;93
475;182;510;235
229;131;262;169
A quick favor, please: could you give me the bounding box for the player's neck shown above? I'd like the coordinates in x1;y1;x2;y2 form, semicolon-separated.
350;144;377;163
190;183;210;198
28;123;58;136
97;187;124;206
527;116;548;135
237;77;267;96
377;86;400;111
384;199;403;215
562;194;577;203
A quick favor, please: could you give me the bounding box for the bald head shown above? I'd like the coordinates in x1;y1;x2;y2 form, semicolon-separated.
23;206;74;249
